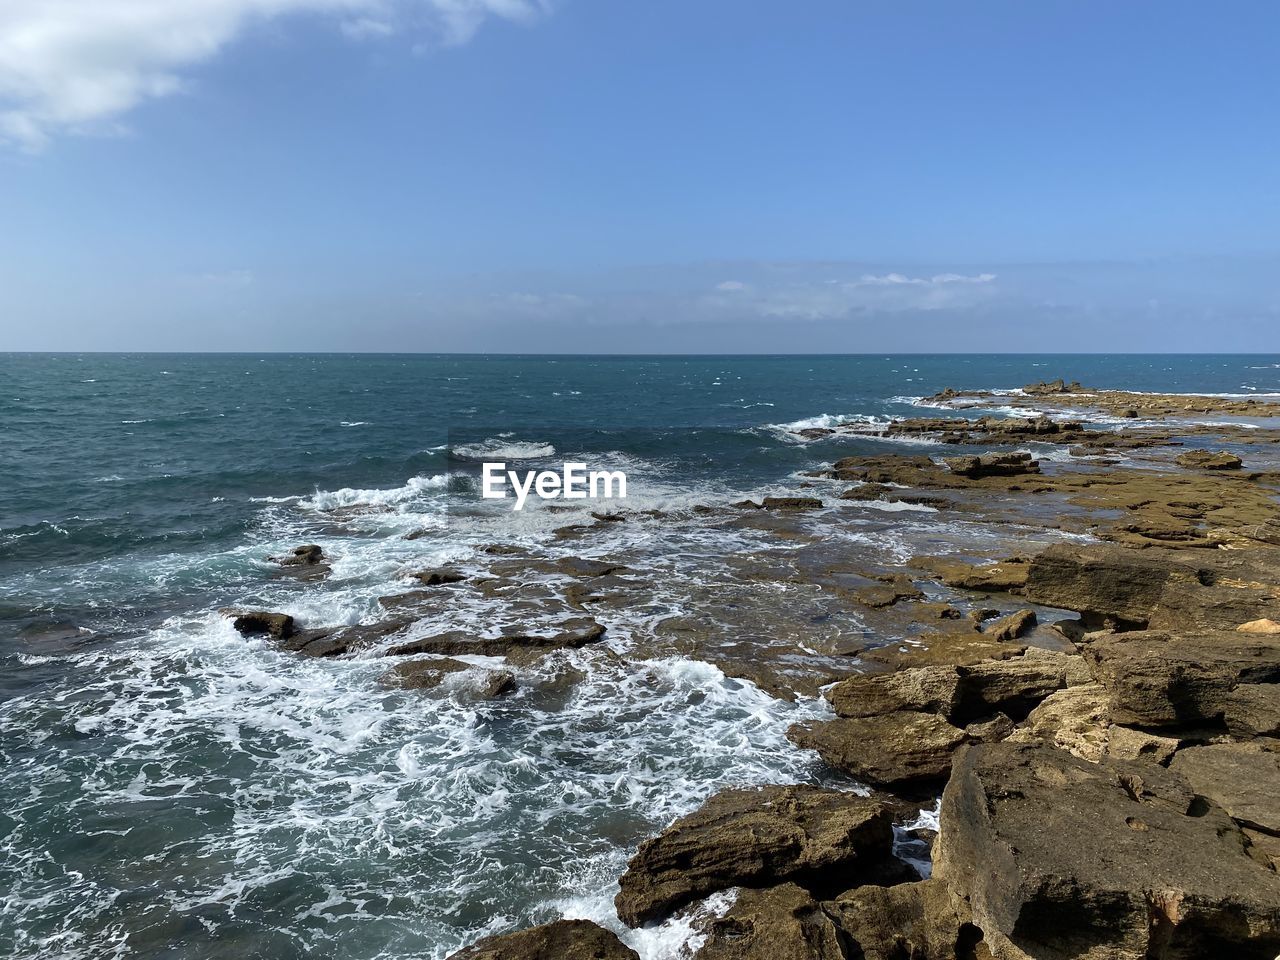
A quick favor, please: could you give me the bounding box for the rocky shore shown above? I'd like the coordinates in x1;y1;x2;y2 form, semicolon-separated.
231;380;1280;959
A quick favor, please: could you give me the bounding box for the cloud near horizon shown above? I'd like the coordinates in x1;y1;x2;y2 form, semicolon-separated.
0;0;551;149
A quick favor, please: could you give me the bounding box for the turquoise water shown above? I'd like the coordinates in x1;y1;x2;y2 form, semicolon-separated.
2;353;1279;959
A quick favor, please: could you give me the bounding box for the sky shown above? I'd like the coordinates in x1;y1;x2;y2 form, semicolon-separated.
1;0;1278;352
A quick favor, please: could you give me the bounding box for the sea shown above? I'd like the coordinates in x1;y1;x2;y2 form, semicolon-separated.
3;353;1279;960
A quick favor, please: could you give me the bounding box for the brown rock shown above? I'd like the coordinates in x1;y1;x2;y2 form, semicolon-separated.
787;712;966;788
446;919;638;960
387;619;606;657
983;608;1037;641
692;883;845;960
614;785;893;927
412;567;466;586
1169;742;1280;835
381;657;469;689
1084;629;1280;727
935;740;1280;960
1176;449;1244;470
912;557;1030;593
1225;684;1280;738
230;610;295;639
1239;618;1280;634
761;497;824;511
943;452;1040;479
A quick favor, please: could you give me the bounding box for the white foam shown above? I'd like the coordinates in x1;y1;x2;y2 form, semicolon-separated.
300;474;449;512
453;440;557;460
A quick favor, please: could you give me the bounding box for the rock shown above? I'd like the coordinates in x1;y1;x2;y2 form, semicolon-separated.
955;649;1092;722
851;576;924;609
787;712;966;788
826;667;961;721
381;657;469;689
824;879;988;960
860;631;1027;670
554;557;629;578
1007;683;1113;763
1176;449;1244;470
278;619;413;657
943;452;1040;479
1105;724;1181;765
268;544;331;579
761;497;824;511
692;883;845;960
826;650;1087;727
935;740;1280;960
1169;742;1280;835
1239;618;1280;634
411;567;466;586
983;609;1036;641
1024;543;1280;632
446;919;638;960
387;619;606;658
271;543;324;566
230;610;295;639
1224;684;1280;738
1009;683;1184;765
1084;629;1280;727
964;713;1015;743
479;670;517;699
912;556;1029;592
1245;829;1280;872
1022;544;1174;628
1021;378;1073;395
614;785;893;927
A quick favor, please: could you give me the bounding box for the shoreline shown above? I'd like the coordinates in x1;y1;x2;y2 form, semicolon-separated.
426;379;1280;959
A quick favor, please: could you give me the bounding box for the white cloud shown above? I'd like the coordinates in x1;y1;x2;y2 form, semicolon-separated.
855;272;997;286
715;280;747;292
0;0;552;149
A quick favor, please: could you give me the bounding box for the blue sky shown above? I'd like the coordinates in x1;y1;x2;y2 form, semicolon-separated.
1;0;1278;351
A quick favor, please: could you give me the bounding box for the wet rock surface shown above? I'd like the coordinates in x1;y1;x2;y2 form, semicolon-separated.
614;785;895;926
446;919;639;959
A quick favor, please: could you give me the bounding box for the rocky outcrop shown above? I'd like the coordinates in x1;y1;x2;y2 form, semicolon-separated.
935;740;1280;960
446;919;638;960
386;618;606;657
268;543;331;579
912;556;1029;593
788;712;967;788
824;878;988;960
1176;449;1244;470
1225;683;1280;737
411;567;466;586
614;786;894;927
761;497;824;511
825;650;1089;727
943;453;1040;479
1083;629;1280;727
982;609;1036;641
1169;742;1280;836
230;610;295;639
692;884;845;960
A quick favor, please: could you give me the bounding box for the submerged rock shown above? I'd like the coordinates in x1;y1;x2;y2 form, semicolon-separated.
386;618;606;657
936;740;1280;960
614;785;894;927
268;543;331;579
446;919;638;960
411;567;467;586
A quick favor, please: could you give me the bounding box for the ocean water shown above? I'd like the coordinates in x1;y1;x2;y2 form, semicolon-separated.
3;353;1279;960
